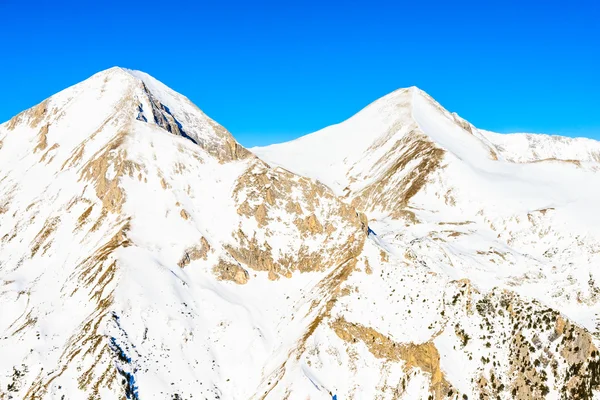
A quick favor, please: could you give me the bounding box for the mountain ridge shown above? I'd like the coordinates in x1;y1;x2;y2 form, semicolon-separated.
2;67;600;399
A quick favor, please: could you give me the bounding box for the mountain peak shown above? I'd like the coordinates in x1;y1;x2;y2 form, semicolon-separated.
1;67;250;163
374;85;430;105
0;68;372;400
252;84;464;195
90;66;149;82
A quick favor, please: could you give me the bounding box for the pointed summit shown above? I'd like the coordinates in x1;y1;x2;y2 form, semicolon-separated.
2;67;250;163
253;85;488;199
0;65;374;400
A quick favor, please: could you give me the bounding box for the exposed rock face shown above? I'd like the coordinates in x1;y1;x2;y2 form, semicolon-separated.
350;131;446;216
33;123;50;153
229;159;367;280
6;99;49;130
79;131;131;214
214;258;250;284
331;318;452;400
177;237;211;267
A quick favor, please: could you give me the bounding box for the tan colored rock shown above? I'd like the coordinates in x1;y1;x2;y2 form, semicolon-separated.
380;250;389;262
213;259;249;284
160;177;168;189
306;214;323;234
236;200;252;216
331;318;452;399
180;209;190;220
6;100;49;131
321;223;333;236
268;270;279;281
28;101;48;128
39;143;59;163
30;216;60;257
265;187;275;205
254;204;267;226
364;258;372;274
294;214;324;235
229;158;368;282
61;142;86;170
555;316;566;336
357;212;369;234
79;131;129;214
351;131;445;217
285;200;303;215
225;233;275;274
75;205;94;231
90;209;108;232
178;238;211;267
33;124;50;153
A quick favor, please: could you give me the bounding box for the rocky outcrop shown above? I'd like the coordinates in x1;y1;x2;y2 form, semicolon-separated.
331;318;452;399
213;258;250;284
351;131;445;217
177;237;211;267
228;159;367;280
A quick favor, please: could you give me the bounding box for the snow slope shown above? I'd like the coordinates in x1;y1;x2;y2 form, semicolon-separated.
2;69;600;399
254;88;600;331
0;68;366;399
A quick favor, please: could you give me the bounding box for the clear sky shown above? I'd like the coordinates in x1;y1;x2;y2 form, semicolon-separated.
0;0;598;146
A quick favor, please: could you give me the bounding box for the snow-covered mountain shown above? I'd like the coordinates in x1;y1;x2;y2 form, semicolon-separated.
255;87;600;328
1;69;600;399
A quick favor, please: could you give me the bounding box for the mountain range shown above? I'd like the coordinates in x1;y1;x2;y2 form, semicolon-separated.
1;67;600;399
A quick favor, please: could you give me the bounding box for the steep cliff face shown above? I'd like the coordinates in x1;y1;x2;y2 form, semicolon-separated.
1;68;600;399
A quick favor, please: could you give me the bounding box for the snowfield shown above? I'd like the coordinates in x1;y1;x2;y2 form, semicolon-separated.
1;68;600;399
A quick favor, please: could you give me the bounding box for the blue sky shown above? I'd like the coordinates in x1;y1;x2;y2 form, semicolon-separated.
0;0;598;146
